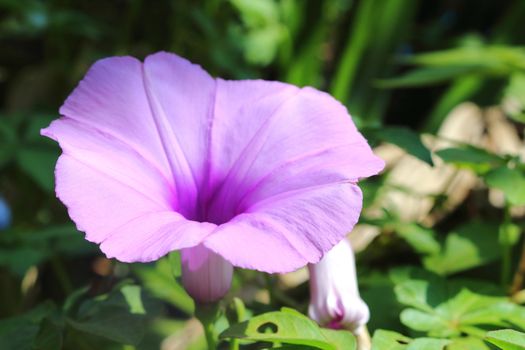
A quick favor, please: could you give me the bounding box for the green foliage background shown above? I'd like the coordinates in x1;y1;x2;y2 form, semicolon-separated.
1;0;525;349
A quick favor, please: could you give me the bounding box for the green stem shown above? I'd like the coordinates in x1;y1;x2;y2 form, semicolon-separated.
229;338;239;350
50;254;73;295
511;239;525;295
501;206;513;288
195;302;220;350
228;298;245;350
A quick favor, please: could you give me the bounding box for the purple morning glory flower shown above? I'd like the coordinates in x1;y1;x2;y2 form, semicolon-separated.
41;52;384;279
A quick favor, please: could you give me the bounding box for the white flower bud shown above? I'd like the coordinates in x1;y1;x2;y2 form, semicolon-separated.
308;239;369;332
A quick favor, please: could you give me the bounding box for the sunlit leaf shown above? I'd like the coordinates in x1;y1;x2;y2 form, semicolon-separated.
370;330;449;350
394;270;525;338
395;223;440;255
377;66;481;88
436;146;505;174
365;126;433;165
484;167;525;205
447;337;491;350
486;329;525;350
133;258;194;314
121;285;146;315
503;73;525;123
499;222;522;246
408;45;525;71
423;221;500;275
371;330;410;350
220;307;356;350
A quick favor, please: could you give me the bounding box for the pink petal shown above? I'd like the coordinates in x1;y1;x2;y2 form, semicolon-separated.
43;54;217;262
59;53;216;219
205;82;383;224
101;214;216;263
142;52;216;217
204;183;363;273
58;56;172;183
51;152;215;262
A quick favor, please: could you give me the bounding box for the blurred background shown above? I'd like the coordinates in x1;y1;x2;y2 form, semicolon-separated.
1;0;525;349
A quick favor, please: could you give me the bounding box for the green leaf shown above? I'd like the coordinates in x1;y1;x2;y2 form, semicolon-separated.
0;302;56;350
133;258;194;314
484;167;525;205
399;309;447;333
220;308;356;350
394;270;525;337
423;220;500;275
394;280;436;313
383;44;525;99
168;251;182;277
395;223;440;255
67;285;148;346
406;338;450;350
376;66;481;88
423;76;484;133
365;126;433;165
486;329;525;350
67;306;145;345
0;246;47;276
19;224;95;257
0;224;95;275
503;73;525;123
370;330;449;350
32;318;63;350
0;120;17;167
499;222;522;246
371;330;410;350
16;146;58;192
436;146;505;174
229;0;286;65
121;285;146;315
408;45;525;71
447;337;491;350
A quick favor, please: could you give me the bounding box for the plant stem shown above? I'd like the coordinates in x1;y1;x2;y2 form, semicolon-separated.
229;338;239;350
195;302;220;350
501;206;513;288
50;254;73;295
511;239;525;295
356;326;372;350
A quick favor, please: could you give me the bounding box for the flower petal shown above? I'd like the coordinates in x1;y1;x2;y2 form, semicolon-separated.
43;103;215;262
53;152;214;261
59;53;216;219
101;213;216;263
142;52;216;217
58;56;172;182
206;82;383;224
204;182;363;273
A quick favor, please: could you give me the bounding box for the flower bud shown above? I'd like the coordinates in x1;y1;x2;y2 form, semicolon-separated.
181;244;233;303
308;238;369;333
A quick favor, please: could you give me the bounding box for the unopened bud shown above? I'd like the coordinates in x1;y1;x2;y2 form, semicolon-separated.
308;239;369;332
181;244;233;303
